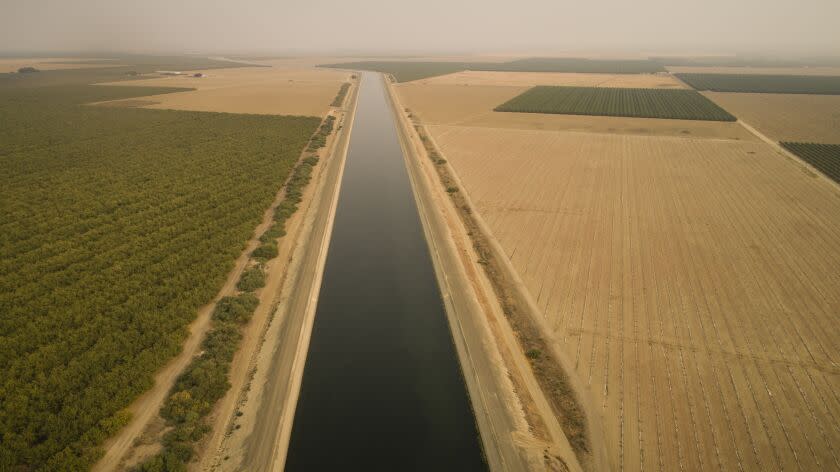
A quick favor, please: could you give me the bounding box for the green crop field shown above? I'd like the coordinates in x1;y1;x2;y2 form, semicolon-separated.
676;73;840;94
494;86;736;121
320;58;666;82
0;63;320;470
781;142;840;184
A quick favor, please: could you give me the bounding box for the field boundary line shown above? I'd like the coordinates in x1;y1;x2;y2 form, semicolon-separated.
735;118;840;193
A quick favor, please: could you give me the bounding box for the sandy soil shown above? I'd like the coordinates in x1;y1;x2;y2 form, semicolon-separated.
0;57;116;73
97;66;349;116
667;65;840;76
424;122;840;472
704;92;840;143
419;70;686;88
397;82;755;140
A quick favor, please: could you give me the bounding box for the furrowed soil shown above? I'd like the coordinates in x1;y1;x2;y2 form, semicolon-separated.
704;92;840;143
427;125;840;472
397;73;840;471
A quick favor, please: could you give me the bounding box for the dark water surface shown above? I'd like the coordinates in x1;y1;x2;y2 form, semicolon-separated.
284;73;486;471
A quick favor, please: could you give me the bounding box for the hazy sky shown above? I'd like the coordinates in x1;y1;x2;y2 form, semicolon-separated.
2;0;839;56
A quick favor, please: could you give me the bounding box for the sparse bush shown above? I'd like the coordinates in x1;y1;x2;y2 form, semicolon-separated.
330;82;351;107
237;265;266;292
251;242;278;260
212;293;259;324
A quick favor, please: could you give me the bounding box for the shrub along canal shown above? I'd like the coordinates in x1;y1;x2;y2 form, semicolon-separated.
285;72;486;470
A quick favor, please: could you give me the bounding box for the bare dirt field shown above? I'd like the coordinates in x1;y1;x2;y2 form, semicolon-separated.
98;66;349;116
422;121;840;471
667;65;840;76
397;82;755;140
420;70;686;89
704;92;840;143
0;57;115;73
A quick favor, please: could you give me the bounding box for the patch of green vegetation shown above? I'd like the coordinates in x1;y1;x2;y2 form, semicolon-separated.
251;241;279;261
0;60;319;470
306;115;336;152
330;82;351;107
675;73;840;95
525;349;542;360
213;294;260;324
237;265;266;292
781;142;840;184
495;86;736;121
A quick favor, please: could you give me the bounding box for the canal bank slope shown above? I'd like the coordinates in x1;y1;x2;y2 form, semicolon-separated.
385;74;602;472
198;76;359;471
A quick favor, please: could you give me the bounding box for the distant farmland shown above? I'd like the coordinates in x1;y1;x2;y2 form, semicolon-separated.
676;73;840;94
319;61;473;82
782;142;840;184
320;58;666;82
473;57;666;74
495;86;736;121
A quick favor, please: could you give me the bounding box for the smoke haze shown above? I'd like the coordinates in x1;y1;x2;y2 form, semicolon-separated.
2;0;838;56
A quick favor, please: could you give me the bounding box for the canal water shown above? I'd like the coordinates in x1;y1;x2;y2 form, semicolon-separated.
285;73;486;471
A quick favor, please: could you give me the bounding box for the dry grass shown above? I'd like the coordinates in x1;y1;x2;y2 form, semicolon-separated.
421;70;686;89
426;123;840;471
97;67;349;116
704;92;840;143
398;82;756;140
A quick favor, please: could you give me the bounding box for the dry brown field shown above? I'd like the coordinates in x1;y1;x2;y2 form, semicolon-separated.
420;70;686;89
398;74;840;471
398;82;755;140
98;66;349;116
667;65;840;76
0;57;115;73
704;92;840;143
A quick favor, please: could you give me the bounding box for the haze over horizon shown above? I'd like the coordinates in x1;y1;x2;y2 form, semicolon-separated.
2;0;839;57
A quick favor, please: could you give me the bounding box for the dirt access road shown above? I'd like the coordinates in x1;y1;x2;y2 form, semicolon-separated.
387;75;593;472
207;75;358;472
